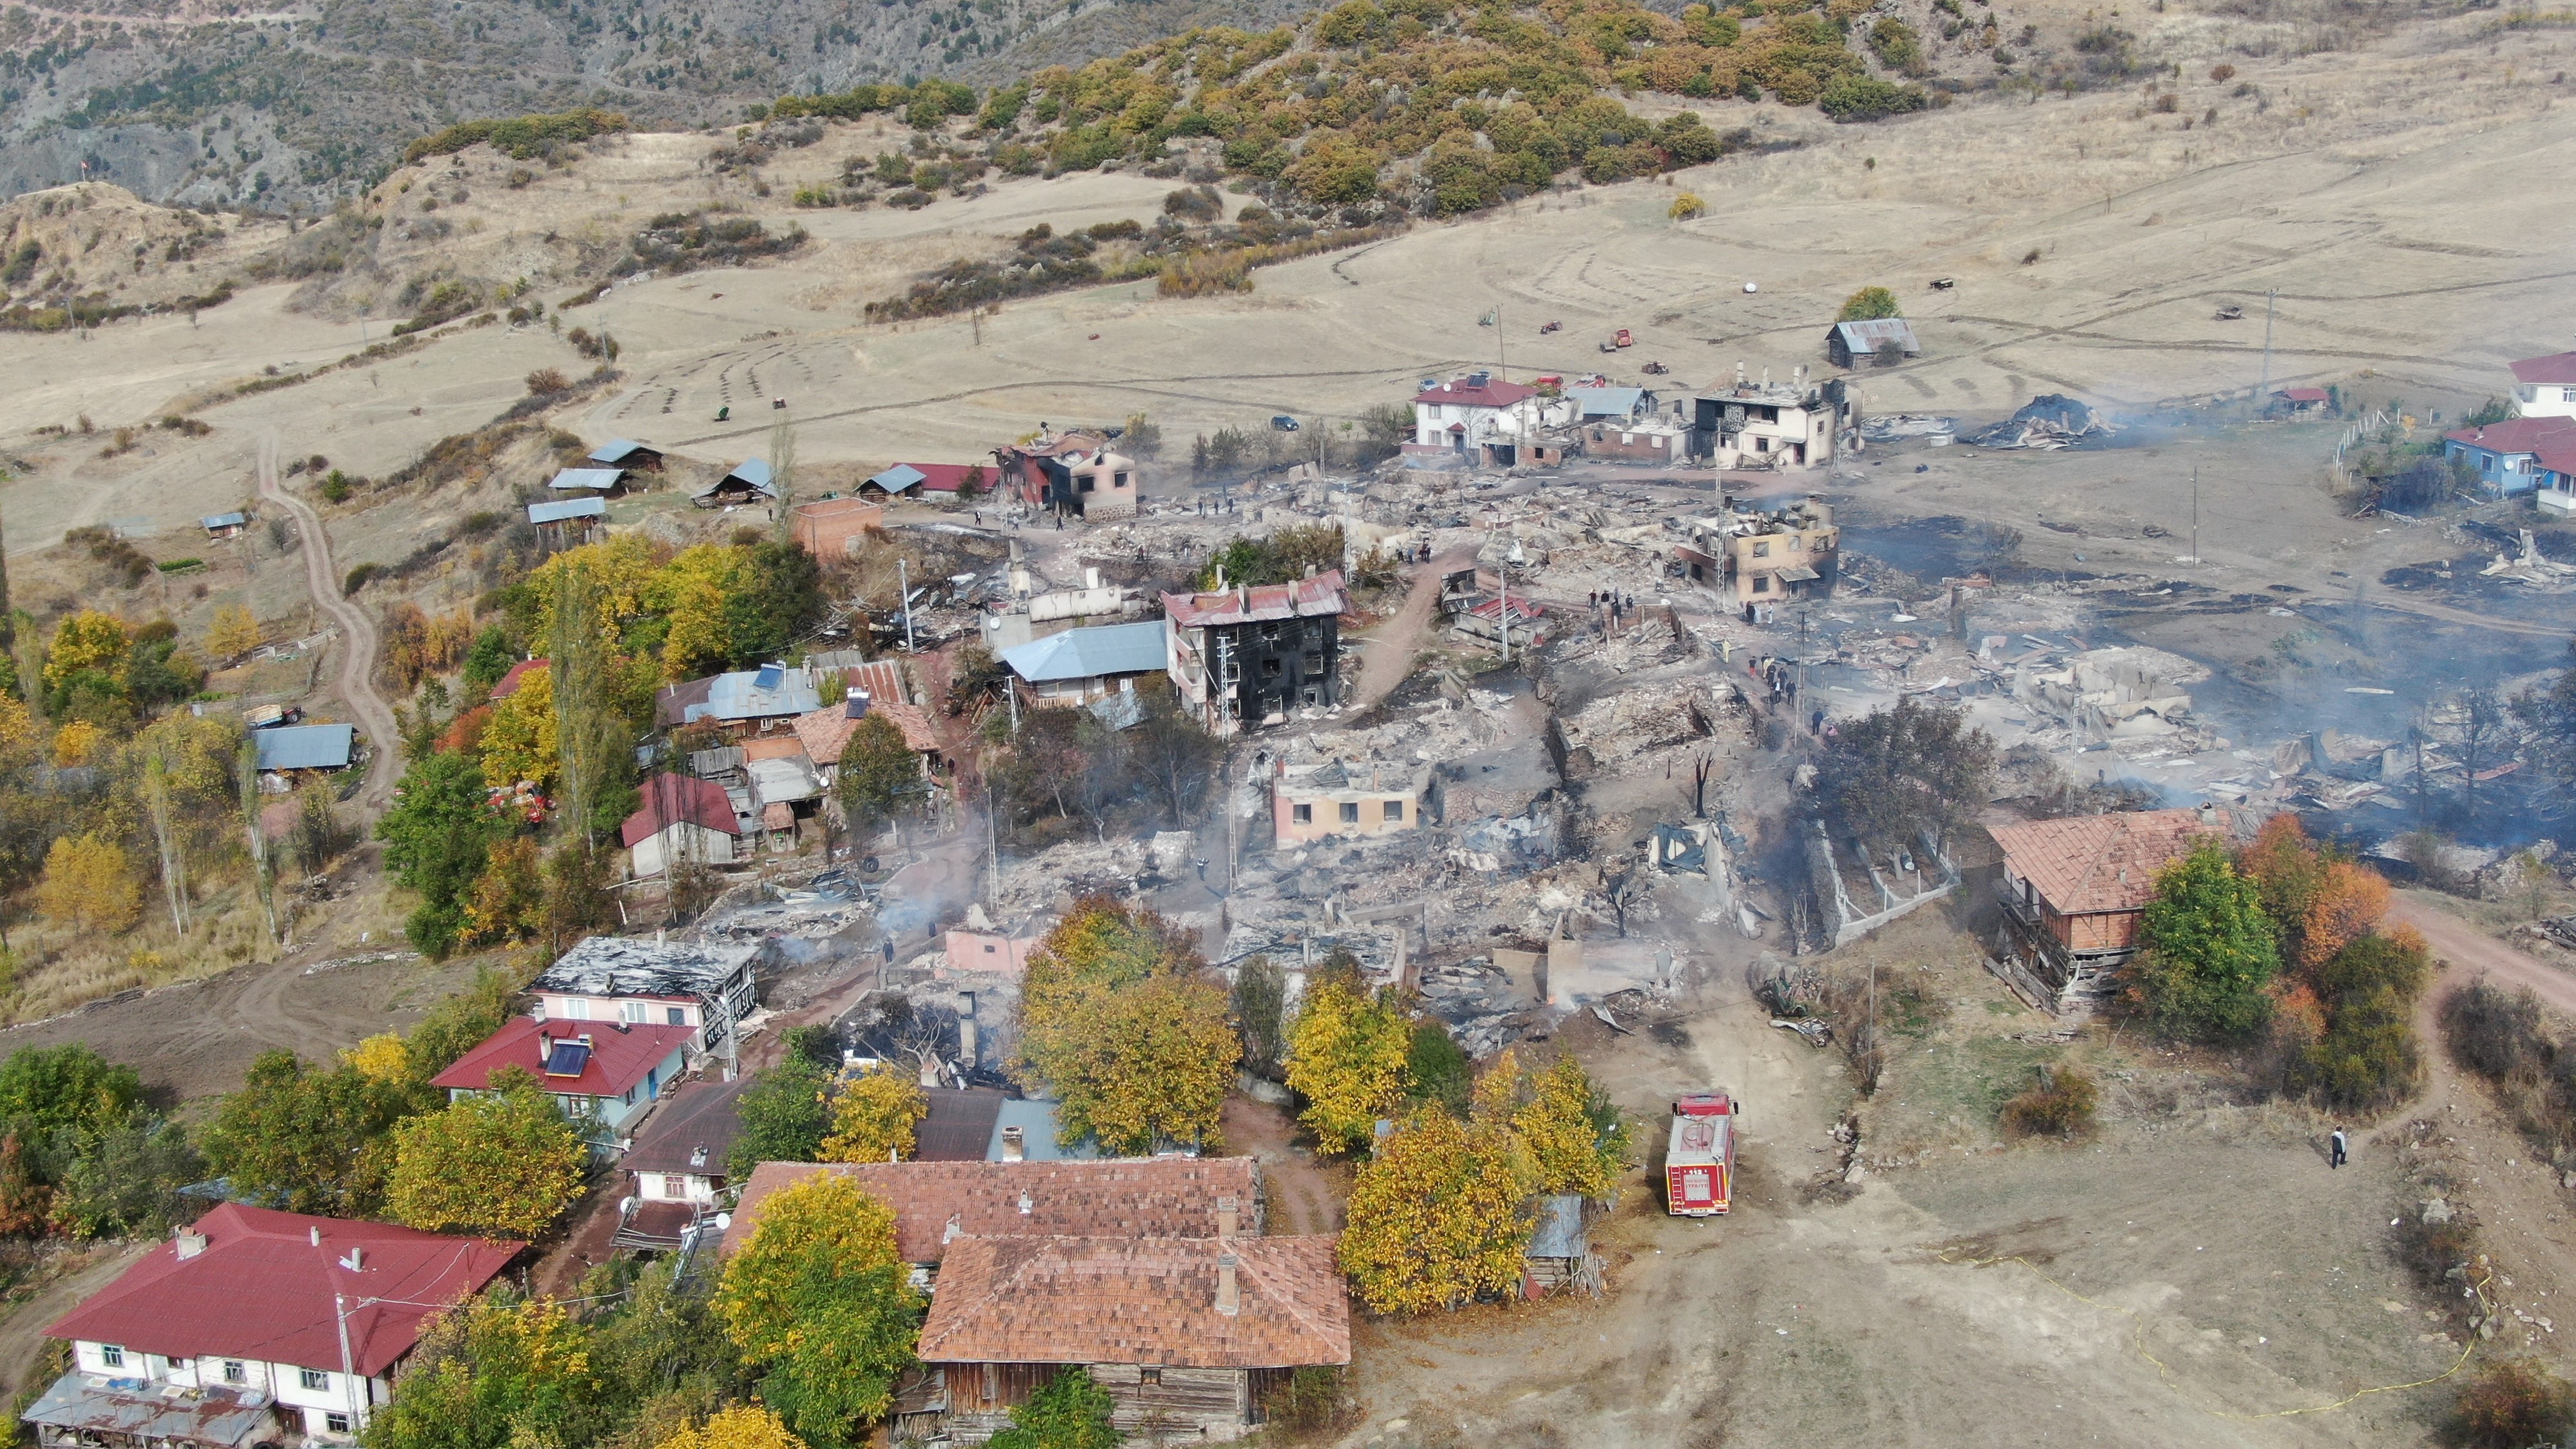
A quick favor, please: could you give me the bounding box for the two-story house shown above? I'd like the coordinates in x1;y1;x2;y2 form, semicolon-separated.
26;1206;517;1449
2511;350;2576;419
533;934;766;1059
1406;374;1544;468
612;1074;748;1252
431;1016;699;1152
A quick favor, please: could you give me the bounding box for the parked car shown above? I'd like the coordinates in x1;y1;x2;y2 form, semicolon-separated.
1270;415;1300;431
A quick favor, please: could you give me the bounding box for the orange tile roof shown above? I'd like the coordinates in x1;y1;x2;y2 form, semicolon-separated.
918;1235;1349;1369
721;1157;1259;1262
1986;808;2224;916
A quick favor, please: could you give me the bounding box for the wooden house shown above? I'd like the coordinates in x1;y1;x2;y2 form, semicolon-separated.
1987;807;2228;1011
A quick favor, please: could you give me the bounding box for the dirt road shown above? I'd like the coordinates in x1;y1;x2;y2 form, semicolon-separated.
1349;549;1474;713
252;426;400;811
2391;895;2576;1019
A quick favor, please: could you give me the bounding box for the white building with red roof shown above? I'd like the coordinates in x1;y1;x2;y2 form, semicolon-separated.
431;1015;699;1145
621;772;741;878
2510;350;2576;419
1406;372;1548;467
28;1205;518;1449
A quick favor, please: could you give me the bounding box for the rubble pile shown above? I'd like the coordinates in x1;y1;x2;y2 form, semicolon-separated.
1966;394;2117;450
2480;530;2576;590
1557;680;1731;770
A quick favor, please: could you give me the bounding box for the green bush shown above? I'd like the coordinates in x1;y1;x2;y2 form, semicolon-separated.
1820;75;1931;120
2128;843;2278;1041
405;108;625;162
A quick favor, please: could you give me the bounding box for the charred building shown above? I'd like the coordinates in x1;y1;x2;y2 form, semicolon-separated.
1160;570;1348;735
1687;367;1858;468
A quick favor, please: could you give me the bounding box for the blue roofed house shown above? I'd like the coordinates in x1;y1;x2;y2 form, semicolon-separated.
201;511;248;540
547;467;632;498
252;723;355;777
1564;386;1649;422
695;458;776;509
589;439;666;473
998;621;1170;708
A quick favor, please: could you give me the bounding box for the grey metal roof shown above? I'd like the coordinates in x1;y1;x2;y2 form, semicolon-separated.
529;497;607;524
549;468;627;492
623;1074;749;1175
201;511;247;530
536;935;764;1001
1526;1194;1589;1258
1832;318;1920;354
252;723;354;771
689;667;821;722
987;1097;1099;1161
868;463;928;493
1566;386;1645;418
1000;621;1169;683
23;1372;276;1448
591;439;656;464
747;755;822;806
1088;690;1144;732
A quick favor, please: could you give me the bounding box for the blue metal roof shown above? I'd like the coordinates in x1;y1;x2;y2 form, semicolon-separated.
549;467;627;492
253;723;355;771
986;1097;1098;1161
867;464;927;493
202;511;247;529
687;667;820;723
591;439;654;464
529;497;607;524
1000;621;1168;683
1567;386;1645;418
1526;1193;1589;1258
728;458;774;489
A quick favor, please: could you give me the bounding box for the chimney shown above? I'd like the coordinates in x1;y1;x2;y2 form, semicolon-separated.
1017;1188;1034;1215
1001;1125;1025;1162
1215;1255;1240;1316
848;688;872;721
958;992;979;1066
310;1225;323;1247
175;1229;208;1260
1216;1196;1238;1243
340;1246;365;1272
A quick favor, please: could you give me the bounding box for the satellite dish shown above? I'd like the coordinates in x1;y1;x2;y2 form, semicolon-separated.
1743;282;1759;294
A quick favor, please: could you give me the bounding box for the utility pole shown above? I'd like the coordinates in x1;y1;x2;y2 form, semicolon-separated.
2190;464;2200;565
2257;288;2279;408
897;558;916;653
1495;302;1506;383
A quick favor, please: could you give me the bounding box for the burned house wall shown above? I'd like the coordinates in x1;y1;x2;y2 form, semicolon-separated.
1216;616;1340;725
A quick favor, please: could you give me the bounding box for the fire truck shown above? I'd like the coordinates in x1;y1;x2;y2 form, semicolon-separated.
1665;1091;1737;1217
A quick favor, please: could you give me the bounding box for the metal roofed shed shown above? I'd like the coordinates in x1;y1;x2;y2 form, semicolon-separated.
24;1374;275;1449
1000;621;1169;683
200;511;248;538
1565;386;1647;419
252;723;355;772
548;467;629;493
529;497;608;525
1826;317;1921;368
589;439;666;471
696;458;777;507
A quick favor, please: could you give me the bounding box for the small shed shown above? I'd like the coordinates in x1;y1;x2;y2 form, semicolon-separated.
547;468;632;497
589;439;667;473
695;459;776;509
2269;386;2331;415
529;496;607;549
252;723;355;774
1522;1194;1601;1298
200;511;249;540
1826;318;1921;369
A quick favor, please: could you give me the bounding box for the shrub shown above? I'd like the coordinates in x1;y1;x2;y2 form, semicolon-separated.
524;368;571;396
404;108;626;162
2128;843;2278;1041
2209;63;2237;81
1820;75;1932;121
1670;192;1707;220
2452;1359;2576;1449
1999;1065;2098;1138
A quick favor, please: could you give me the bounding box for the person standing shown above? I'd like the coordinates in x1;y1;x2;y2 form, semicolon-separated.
2330;1128;2349;1168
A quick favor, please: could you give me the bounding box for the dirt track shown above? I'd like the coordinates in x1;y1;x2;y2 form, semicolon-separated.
2392;896;2576;1019
1348;548;1474;714
254;426;400;811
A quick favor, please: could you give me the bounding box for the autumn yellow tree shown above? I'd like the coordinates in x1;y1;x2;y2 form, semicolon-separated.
655;1406;807;1449
43;612;128;694
35;833;143;933
659;544;751;681
526;534;672;652
1339;1103;1535;1314
820;1063;929;1162
1511;1056;1629;1198
384;1070;585;1238
2298;859;2391;975
1284;970;1412;1155
340;1033;412;1083
49;719;102;767
714;1172;921;1445
1014;896;1239;1154
480;664;558;791
206;603;261;663
461;836;546;946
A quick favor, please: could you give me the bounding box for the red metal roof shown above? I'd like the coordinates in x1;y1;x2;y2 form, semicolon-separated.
44;1204;518;1377
1160;571;1347;628
2537;439;2576;478
2274;387;2330;404
2443;417;2576;456
491;658;549;701
898;463;984;493
620;773;740;848
1416;378;1537;409
2511;352;2576;386
1987;808;2224;917
430;1016;698;1098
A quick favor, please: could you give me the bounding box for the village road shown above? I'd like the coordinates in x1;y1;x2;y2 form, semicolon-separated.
252;426;401;812
1349;547;1476;712
2391;895;2576;1020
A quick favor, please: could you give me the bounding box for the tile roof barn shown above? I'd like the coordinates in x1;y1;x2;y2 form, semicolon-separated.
722;1158;1261;1263
42;1204;520;1378
918;1235;1349;1369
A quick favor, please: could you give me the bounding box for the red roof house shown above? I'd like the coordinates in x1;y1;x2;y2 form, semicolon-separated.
2510;351;2576;387
34;1204;516;1445
431;1016;699;1139
621;773;742;878
1987;807;2233;1007
490;658;549;701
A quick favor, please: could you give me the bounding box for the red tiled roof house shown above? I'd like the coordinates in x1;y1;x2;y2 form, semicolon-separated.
432;1015;699;1148
1986;807;2230;1011
621;772;741;878
27;1206;518;1449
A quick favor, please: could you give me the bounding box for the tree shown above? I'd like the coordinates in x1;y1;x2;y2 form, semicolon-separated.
837;715;922;839
1813;696;1994;853
1013;898;1238;1155
47;1115;200;1238
819;1063;927;1162
1284;972;1412;1155
730;1059;836;1177
206;603;260;663
553;551;637;845
1837;286;1900;322
986;1368;1119;1449
365;1296;609;1449
1231;956;1288;1078
33;833;142;933
378;750;500;958
2296;859;2391;975
729;543;824;667
42;611;128;706
462;627;516;696
656;1406;807;1449
1340;1104;1533;1314
204;1050;419;1216
0;1043;141;1140
385;1072;585;1238
714;1173;921;1447
1129;691;1218;828
1513;1056;1628;1198
462;836;547;947
480;663;560;791
2127;842;2278;1042
1404;1019;1471;1114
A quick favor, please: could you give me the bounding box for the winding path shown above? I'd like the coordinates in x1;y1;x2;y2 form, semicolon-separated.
2392;896;2576;1021
1348;547;1477;714
252;427;401;812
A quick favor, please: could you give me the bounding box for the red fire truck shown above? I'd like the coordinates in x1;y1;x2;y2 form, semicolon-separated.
1665;1091;1737;1217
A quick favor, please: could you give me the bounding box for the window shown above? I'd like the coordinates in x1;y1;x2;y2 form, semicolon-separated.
621;1001;648;1023
1292;803;1312;824
1752;541;1770;557
301;1368;331;1391
562;998;591;1021
663;1175;688;1198
1789;536;1802;552
1384;800;1404;821
223;1362;247;1386
1077;475;1095;493
1752;576;1772;594
1113;472;1130;488
325;1413;353;1436
1139;1368;1162;1387
100;1346;125;1368
1339;802;1360;824
1262;657;1282;678
667;1007;686;1025
2564;388;2576;402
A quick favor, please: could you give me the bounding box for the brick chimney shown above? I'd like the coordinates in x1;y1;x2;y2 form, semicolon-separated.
1215;1254;1239;1316
1215;1195;1238;1244
1001;1125;1025;1162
